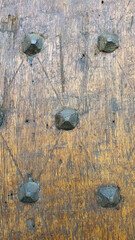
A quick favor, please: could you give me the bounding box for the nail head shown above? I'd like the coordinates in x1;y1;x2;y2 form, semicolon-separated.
22;33;44;56
98;32;119;53
96;186;120;208
18;179;40;203
55;107;79;130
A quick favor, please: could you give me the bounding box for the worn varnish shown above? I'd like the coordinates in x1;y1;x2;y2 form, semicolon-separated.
0;0;135;239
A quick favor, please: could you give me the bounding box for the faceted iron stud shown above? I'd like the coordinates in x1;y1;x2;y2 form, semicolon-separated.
96;186;120;208
18;178;40;203
0;109;4;126
22;33;44;56
98;32;119;53
55;107;79;130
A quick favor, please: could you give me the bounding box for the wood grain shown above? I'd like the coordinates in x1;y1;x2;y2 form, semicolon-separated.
0;0;135;239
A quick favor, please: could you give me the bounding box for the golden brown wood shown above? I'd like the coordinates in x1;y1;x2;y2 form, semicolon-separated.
0;0;135;239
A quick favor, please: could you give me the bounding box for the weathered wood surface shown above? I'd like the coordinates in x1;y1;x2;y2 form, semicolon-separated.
0;0;135;239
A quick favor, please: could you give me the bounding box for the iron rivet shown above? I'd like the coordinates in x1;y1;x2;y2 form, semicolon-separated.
18;178;40;203
96;186;121;208
98;32;119;53
55;107;79;130
22;33;44;56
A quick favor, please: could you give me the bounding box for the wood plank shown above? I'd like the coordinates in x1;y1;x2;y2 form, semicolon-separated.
0;0;135;239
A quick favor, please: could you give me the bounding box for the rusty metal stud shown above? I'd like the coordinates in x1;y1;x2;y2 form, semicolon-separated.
0;109;4;126
22;33;44;56
98;32;119;53
55;107;79;130
18;178;40;203
96;186;120;208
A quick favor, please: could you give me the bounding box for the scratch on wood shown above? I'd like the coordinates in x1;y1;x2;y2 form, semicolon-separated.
3;71;9;109
9;60;24;88
104;72;111;146
89;63;98;81
116;15;124;27
1;134;24;180
130;16;134;29
127;0;132;7
91;13;102;32
78;137;96;172
37;57;64;106
117;0;132;27
36;132;63;182
116;58;134;90
2;61;23;111
59;35;65;93
127;148;135;161
37;205;48;231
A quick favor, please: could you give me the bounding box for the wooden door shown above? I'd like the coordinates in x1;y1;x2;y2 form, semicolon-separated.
0;0;135;239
